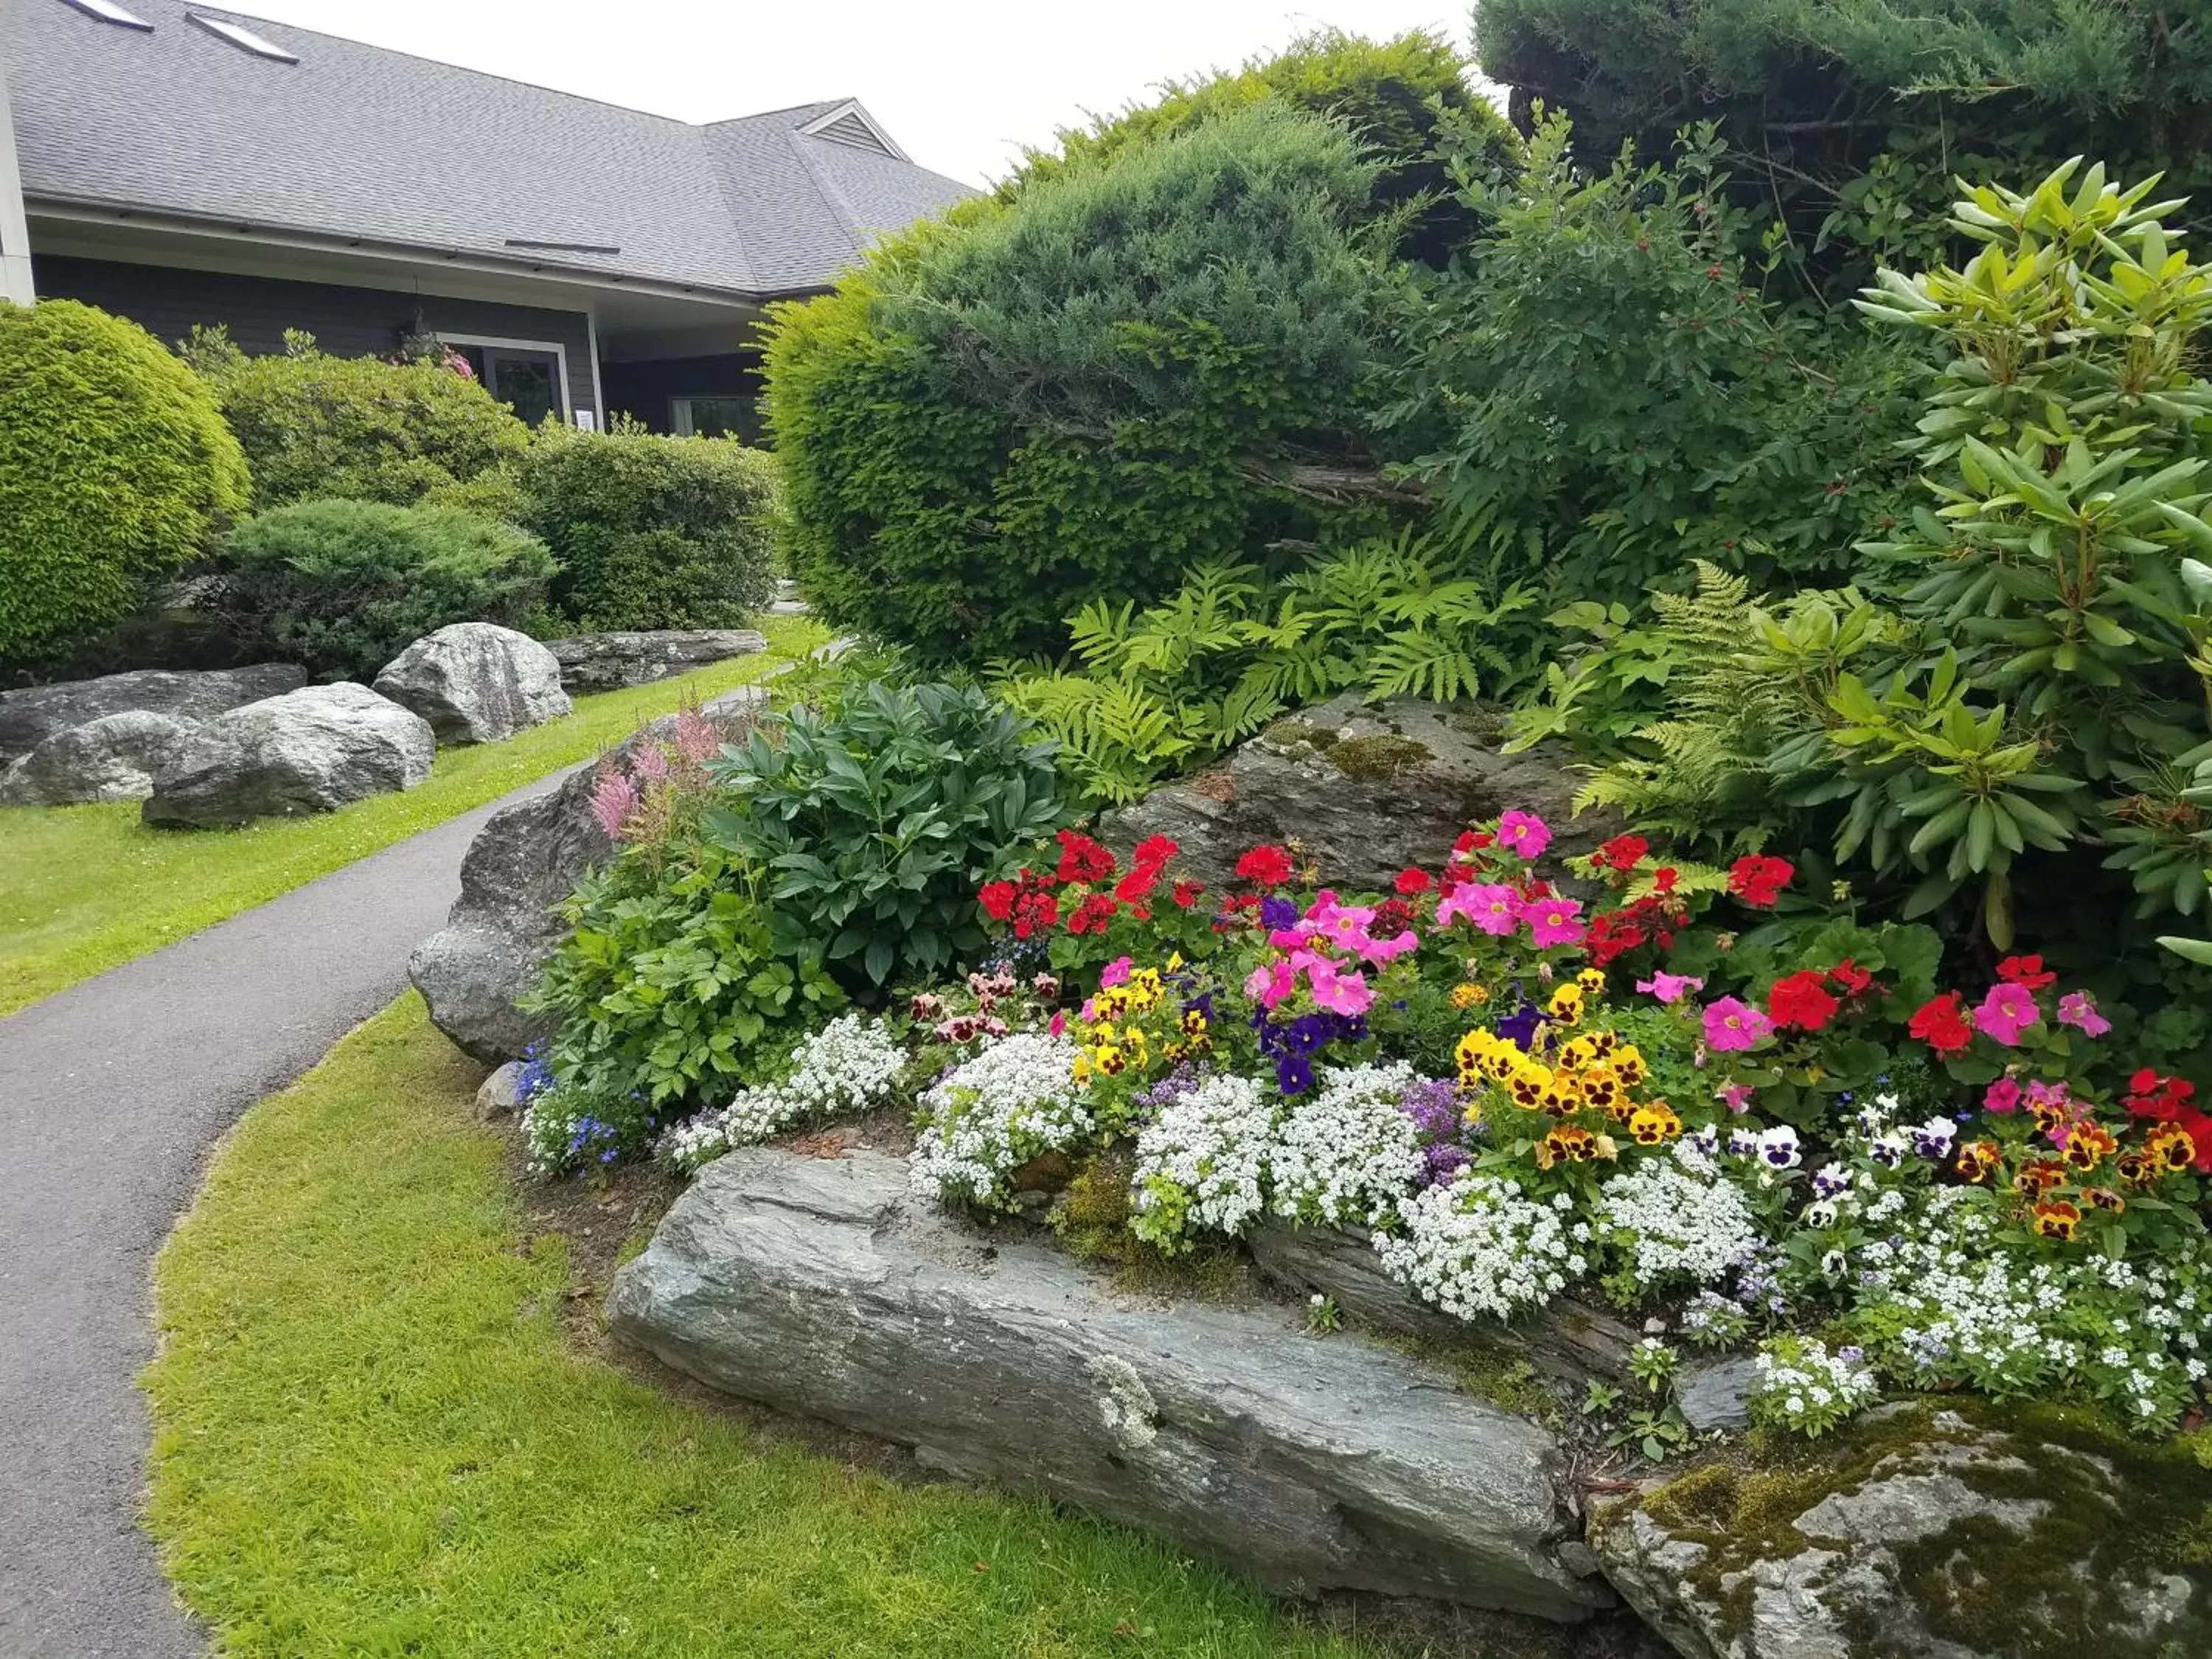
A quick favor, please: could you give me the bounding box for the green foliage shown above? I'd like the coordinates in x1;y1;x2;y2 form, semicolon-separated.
703;681;1071;987
516;422;778;632
1012;28;1518;263
191;327;529;509
1377;116;1919;608
765;102;1398;662
994;535;1537;804
217;498;555;679
1475;0;2212;292
528;841;845;1159
0;300;249;667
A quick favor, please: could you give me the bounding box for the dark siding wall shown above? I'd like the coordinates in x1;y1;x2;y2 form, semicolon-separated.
600;352;762;436
34;255;600;417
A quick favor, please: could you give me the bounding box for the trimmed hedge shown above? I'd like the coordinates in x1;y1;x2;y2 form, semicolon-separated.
766;102;1391;663
218;498;556;679
518;424;777;632
194;331;530;509
0;300;250;667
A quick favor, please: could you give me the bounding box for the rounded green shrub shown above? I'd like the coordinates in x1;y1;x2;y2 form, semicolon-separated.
765;102;1392;663
218;498;556;678
517;423;778;632
195;330;530;509
0;299;250;667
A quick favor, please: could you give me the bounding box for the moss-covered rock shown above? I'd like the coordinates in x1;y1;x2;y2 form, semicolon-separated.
1592;1400;2210;1658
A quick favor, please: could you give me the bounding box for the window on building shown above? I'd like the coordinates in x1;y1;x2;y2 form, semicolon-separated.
448;343;568;428
187;13;299;60
670;395;760;444
57;0;153;29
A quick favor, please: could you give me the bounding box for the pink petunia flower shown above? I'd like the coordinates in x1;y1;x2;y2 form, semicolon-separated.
1983;1077;2021;1114
1495;810;1552;860
1099;957;1134;990
1703;995;1773;1052
1717;1080;1755;1113
2056;990;2111;1038
1637;971;1705;1006
1354;928;1421;966
1520;894;1586;950
1243;961;1296;1009
1307;959;1374;1017
1436;883;1522;937
1973;983;2041;1046
1048;1009;1067;1038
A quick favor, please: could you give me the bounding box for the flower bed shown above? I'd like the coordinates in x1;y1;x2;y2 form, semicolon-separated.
535;810;2211;1444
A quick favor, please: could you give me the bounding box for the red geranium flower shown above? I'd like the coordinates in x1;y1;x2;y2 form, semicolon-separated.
1235;844;1295;886
1394;866;1433;896
1373;897;1416;933
1728;854;1794;908
1767;970;1840;1033
1170;879;1204;909
1907;991;1973;1057
1585;911;1646;968
1652;866;1680;895
1054;830;1116;886
1065;893;1119;936
978;880;1017;922
1827;959;1874;997
1132;834;1179;873
1996;954;2058;990
1011;891;1060;939
1593;834;1650;872
1113;866;1159;905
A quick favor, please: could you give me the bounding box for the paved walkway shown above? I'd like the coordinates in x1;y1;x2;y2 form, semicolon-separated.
0;773;565;1658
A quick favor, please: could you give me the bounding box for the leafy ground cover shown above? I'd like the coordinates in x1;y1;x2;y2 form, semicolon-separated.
142;995;1379;1659
0;616;824;1015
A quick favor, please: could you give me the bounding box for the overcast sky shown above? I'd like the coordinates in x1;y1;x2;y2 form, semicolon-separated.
222;1;1483;186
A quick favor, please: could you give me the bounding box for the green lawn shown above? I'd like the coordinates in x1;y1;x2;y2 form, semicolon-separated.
144;995;1374;1659
0;618;826;1015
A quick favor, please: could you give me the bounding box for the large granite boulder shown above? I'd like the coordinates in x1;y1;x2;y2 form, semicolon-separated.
542;629;768;693
142;683;434;828
0;662;307;763
610;1147;1615;1622
372;623;571;745
408;698;766;1061
1099;695;1616;892
1592;1406;2208;1659
0;711;201;806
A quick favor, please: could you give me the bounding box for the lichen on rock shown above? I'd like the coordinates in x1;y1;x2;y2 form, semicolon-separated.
1591;1400;2211;1658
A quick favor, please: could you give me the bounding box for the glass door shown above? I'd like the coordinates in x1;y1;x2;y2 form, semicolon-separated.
454;345;565;427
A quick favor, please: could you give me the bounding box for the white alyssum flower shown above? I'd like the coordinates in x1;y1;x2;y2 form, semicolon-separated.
1595;1139;1761;1290
662;1014;908;1172
908;1032;1092;1211
1267;1061;1424;1228
1748;1335;1879;1437
1129;1074;1279;1251
1374;1170;1586;1323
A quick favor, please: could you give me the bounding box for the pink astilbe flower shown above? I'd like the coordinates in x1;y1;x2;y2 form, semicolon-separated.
2056;990;2111;1038
1703;996;1773;1052
1436;882;1521;936
1495;810;1552;860
590;770;641;839
1520;894;1586;949
672;709;723;766
1973;982;2041;1046
628;742;670;783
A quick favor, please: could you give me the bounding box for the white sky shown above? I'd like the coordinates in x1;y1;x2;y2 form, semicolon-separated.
223;0;1484;187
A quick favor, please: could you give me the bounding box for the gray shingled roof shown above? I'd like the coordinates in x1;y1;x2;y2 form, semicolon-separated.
5;0;975;296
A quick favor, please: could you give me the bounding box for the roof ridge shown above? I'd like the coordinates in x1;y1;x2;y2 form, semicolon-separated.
156;3;854;133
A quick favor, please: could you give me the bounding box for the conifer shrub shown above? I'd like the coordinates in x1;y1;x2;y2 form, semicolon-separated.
217;498;554;679
0;300;250;667
516;423;778;632
766;102;1394;663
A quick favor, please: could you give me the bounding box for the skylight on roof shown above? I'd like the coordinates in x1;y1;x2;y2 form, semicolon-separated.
187;12;299;62
57;0;155;29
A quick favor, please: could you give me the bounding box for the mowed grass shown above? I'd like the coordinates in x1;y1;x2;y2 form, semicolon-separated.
0;617;827;1015
144;996;1374;1659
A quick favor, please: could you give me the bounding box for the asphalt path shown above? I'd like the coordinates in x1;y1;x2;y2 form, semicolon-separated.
0;773;563;1658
